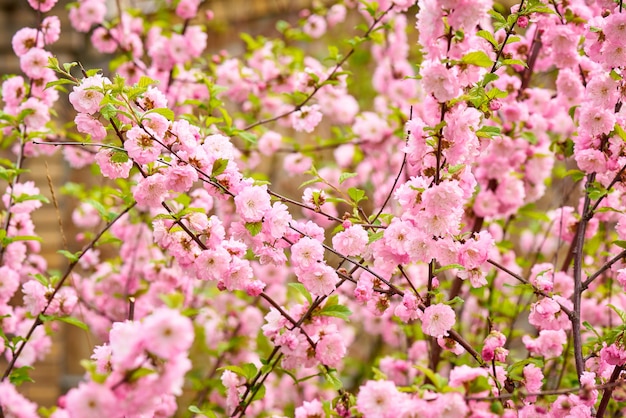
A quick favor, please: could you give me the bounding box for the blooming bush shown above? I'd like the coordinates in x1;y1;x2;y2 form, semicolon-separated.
3;0;626;416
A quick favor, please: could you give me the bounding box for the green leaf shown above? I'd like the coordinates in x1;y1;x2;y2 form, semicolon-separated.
288;283;313;304
461;51;493;68
146;108;174;120
433;263;464;274
251;383;266;401
323;370;343;390
614;240;626;249
318;304;352;321
188;406;217;418
110;151;129;163
45;78;76;90
219;365;247;378
242;363;258;380
99;104;118;119
9;366;34;386
565;169;585;182
211;158;228;177
339;172;358;184
368;230;384;244
245;222;263;236
469;375;492;394
608;304;626;324
476;30;497;47
160;292;184;309
128;367;156;382
476;125;501;138
415;365;447;391
138;76;157;88
57;316;89;331
58;249;80;263
501;59;528;68
347;187;367;204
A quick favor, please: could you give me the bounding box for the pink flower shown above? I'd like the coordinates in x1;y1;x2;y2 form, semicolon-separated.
164;163;198;192
133;173;168;208
297;262;338;296
0;266;19;303
12;28;43;57
75;113;106;141
421;304;455;337
64;382;120;418
3;181;43;214
352;111;391;143
356;380;404;418
523;329;567;358
195;247;231;281
457;231;493;270
69;74;111;115
315;331;346;367
578;106;615;137
124;126;161;164
18;97;50;130
448;364;489;387
0;381;39;418
420;59;460;102
20;48;52;79
142;308;194;358
234;185;271;223
41;16;61;44
258;131;282;156
27;0;58;12
481;330;508;362
291;236;324;270
303;14;327;38
332;225;368;257
95;149;133;179
175;0;201;19
295;399;324;418
290;104;322;133
2;76;26;108
68;0;107;33
523;363;544;402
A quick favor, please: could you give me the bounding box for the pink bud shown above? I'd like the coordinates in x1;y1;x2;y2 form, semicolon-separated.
517;15;529;28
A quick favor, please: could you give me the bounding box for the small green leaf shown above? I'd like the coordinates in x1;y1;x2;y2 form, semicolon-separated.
245;222;263;236
211;158;228;177
128;367;156;382
339;172;358;184
461;51;493;68
288;283;313;304
57;316;89;331
433;263;464;274
110;151;129;163
347;187;367;204
318;304;352;321
146;107;174;120
58;249;80;263
614;240;626;249
476;30;497;47
565;169;585;182
9;366;34;386
323;370;343;390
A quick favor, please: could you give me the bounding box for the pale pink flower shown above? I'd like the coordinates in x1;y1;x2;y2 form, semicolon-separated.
283;152;312;174
326;4;346;27
12;28;43;57
523;363;544;402
457;231;493;270
297;262;337;296
291;236;324;269
315;331;346;367
448;364;489;387
142;308;194;358
356;380;404;418
124;126;162;164
3;181;42;214
234;185;271;223
175;0;201;19
290;104;322;133
164;163;198;192
69;74;111;115
263;201;292;239
41;16;61;45
575;148;608;174
257;131;282;156
68;0;107;33
421;304;455;337
0;266;19;303
75;113;106;141
332;225;368;257
523;329;567;358
295;399;325;418
133;173;168;208
352;111;391;143
303;14;327;38
27;0;58;12
578;106;615;137
195;247;231;281
420;60;460;102
95;148;133;179
0;381;39;418
64;382;119;418
481;330;508;362
20;48;52;80
18;97;49;130
2;76;26;108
